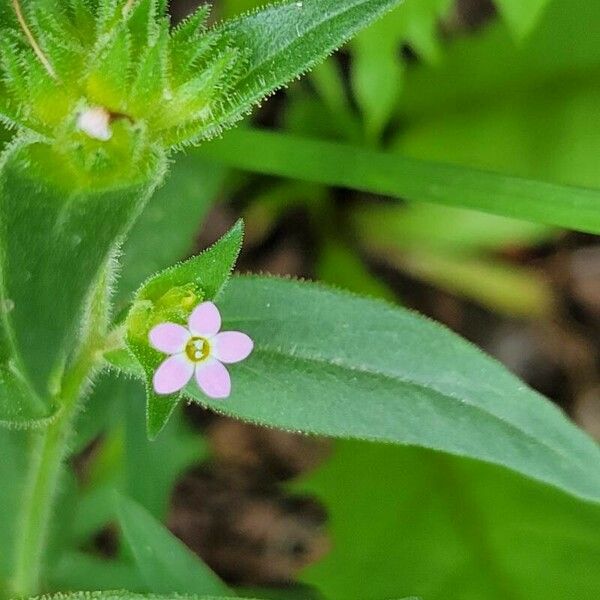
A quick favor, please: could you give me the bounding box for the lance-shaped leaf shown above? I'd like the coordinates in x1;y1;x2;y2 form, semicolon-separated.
117;495;231;596
178;275;600;505
0;138;164;422
214;0;407;127
126;222;243;439
197;128;600;234
110;273;600;502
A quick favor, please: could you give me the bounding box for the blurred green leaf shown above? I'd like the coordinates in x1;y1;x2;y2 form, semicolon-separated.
316;241;397;302
70;486;119;550
198;128;600;233
397;0;600;189
284;92;355;141
494;0;552;39
305;62;363;143
353;202;556;316
351;0;451;140
389;251;555;318
353;203;555;254
45;470;79;582
300;441;600;600
216;0;407;126
117;156;228;307
49;552;145;593
117;495;231;596
69;380;202;549
72;374;122;454
401;0;600;120
178;275;600;503
242;181;324;246
219;0;268;19
122;379;203;520
309;60;352;118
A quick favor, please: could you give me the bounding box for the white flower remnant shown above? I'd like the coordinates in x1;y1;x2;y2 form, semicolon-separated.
77;107;112;141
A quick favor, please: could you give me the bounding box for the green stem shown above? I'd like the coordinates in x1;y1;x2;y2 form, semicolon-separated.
11;267;111;597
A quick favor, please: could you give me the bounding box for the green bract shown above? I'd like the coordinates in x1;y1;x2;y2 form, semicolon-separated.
125;222;243;438
0;0;244;156
0;0;408;161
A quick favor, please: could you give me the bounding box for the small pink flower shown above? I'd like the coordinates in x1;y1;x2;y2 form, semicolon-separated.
148;301;253;398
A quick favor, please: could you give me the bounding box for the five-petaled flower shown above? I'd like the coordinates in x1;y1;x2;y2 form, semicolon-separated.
149;301;253;398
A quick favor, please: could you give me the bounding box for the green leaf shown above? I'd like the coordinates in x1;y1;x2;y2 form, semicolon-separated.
49;552;145;592
215;0;406;126
28;594;242;600
396;0;600;194
237;585;326;600
73;376;203;521
353;203;557;316
298;63;362;143
71;374;122;454
353;203;555;255
70;486;121;552
351;0;451;140
180;275;600;504
29;590;416;600
300;441;600;600
316;241;396;302
380;250;555;318
117;495;231;596
121;379;203;520
196;128;600;234
0;356;54;428
494;0;551;39
85;24;132;111
351;27;404;142
116;155;228;307
399;0;600;122
0;139;164;411
0;429;28;596
126;222;243;439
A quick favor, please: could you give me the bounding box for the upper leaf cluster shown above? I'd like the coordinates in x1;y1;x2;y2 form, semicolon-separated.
0;0;246;151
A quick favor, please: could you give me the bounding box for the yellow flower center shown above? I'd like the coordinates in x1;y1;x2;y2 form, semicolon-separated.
185;336;210;363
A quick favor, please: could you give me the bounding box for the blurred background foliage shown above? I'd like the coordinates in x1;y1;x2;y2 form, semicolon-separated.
2;0;600;598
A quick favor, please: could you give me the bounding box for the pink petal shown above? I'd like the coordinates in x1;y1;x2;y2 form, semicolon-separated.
189;302;221;337
195;359;231;399
212;332;254;364
149;323;190;354
153;354;194;395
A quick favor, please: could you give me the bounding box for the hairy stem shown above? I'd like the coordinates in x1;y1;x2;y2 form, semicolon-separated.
10;267;111;597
